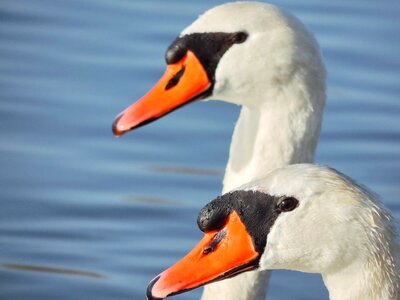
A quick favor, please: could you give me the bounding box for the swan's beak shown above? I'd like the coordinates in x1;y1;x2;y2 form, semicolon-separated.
112;50;211;137
146;211;260;300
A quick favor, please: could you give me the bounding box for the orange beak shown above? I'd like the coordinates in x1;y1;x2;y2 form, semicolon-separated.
146;211;260;300
112;50;211;137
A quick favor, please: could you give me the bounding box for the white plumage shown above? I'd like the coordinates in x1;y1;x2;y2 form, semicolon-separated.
147;165;400;300
181;2;326;299
241;164;400;300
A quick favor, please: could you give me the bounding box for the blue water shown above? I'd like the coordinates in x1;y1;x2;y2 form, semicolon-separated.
1;0;399;299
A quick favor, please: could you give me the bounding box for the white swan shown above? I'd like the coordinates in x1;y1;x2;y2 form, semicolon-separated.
147;164;400;300
112;2;326;299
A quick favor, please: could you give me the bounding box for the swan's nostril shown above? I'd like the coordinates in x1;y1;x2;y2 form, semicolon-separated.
203;246;213;255
165;66;186;90
203;230;227;255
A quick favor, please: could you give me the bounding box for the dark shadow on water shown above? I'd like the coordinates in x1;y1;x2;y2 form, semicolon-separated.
146;165;223;177
121;194;182;205
1;263;105;279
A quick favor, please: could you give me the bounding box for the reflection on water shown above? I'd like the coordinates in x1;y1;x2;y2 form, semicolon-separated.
147;165;223;177
122;195;181;206
2;263;104;279
0;0;399;299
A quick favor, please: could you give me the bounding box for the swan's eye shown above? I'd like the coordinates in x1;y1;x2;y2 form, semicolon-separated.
278;197;299;212
233;31;248;44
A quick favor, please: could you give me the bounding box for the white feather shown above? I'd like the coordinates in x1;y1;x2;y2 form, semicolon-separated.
180;2;326;299
245;164;400;300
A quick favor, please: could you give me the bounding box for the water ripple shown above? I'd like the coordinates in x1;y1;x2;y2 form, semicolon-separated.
0;0;399;300
1;263;105;279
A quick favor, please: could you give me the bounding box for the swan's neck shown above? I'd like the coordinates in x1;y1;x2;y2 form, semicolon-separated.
323;227;400;300
201;92;324;300
201;271;270;300
223;95;323;193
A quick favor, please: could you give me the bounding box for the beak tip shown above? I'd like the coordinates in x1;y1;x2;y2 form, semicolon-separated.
112;114;125;137
146;275;163;300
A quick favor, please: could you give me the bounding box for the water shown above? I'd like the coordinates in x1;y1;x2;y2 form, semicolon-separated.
0;0;399;299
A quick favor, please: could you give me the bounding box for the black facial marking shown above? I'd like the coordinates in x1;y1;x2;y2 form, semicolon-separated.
165;31;248;95
197;198;231;232
198;190;289;254
165;66;186;90
232;31;248;44
165;39;187;65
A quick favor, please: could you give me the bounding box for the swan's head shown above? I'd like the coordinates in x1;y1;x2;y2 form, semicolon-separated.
146;164;397;300
113;2;325;136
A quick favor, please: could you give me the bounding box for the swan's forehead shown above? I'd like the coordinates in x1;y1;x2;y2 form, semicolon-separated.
182;2;287;35
244;164;353;202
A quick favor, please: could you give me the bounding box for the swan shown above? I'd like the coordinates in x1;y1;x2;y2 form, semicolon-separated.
147;164;400;300
112;2;326;299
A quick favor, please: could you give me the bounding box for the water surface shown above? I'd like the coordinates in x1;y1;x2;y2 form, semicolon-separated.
1;0;399;299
